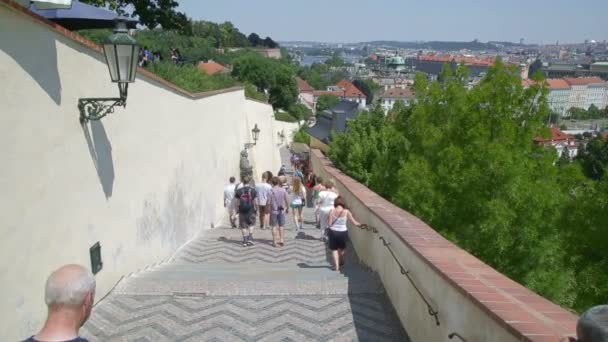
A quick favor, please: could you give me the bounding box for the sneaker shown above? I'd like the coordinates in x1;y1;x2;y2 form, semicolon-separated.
247;240;254;246
242;241;248;247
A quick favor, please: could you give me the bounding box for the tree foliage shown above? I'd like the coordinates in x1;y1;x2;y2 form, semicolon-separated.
353;79;380;103
231;53;297;110
81;0;190;33
566;104;607;120
328;61;608;311
146;62;237;92
297;62;349;90
289;103;313;123
316;94;340;112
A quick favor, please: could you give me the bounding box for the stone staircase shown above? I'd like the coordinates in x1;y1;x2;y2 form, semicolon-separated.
81;150;409;341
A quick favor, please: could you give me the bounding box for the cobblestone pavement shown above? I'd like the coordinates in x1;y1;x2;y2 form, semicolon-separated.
82;148;409;341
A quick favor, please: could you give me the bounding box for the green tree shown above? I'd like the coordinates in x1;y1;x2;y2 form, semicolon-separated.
579;135;608;181
232;53;297;110
325;54;346;67
289;103;313;125
248;33;262;46
353;79;380;103
268;64;298;110
328;61;589;308
81;0;190;33
316;94;340;112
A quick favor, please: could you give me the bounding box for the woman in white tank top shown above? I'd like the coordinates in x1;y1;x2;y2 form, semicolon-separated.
316;179;339;236
327;196;365;272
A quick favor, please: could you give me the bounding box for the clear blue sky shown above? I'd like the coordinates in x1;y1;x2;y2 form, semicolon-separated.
177;0;607;44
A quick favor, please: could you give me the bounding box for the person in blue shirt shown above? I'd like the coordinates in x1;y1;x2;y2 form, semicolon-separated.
24;265;96;342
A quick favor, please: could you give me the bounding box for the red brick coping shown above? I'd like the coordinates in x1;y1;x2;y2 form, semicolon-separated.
1;0;244;100
312;149;578;342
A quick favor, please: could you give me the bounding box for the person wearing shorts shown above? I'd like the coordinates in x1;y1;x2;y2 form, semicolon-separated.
327;196;365;272
234;176;258;247
255;171;272;229
290;177;306;230
269;176;289;247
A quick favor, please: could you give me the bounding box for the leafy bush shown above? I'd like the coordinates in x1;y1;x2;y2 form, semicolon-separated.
316;94;340;112
328;61;608;312
146;62;237;93
274;112;298;123
293;125;311;144
245;84;268;102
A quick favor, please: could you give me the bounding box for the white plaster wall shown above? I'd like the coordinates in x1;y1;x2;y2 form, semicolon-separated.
0;7;273;340
244;99;281;180
311;152;520;342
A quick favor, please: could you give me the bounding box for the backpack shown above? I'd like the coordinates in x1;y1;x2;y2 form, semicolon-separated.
238;186;255;213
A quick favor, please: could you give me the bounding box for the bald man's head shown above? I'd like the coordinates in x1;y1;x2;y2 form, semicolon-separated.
45;264;95;309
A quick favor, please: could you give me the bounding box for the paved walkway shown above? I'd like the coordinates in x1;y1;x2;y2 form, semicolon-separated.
82;149;408;341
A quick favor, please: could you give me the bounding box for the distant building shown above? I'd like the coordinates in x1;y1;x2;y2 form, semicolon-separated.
379;87;414;113
542;61;608;80
311;80;367;109
564;77;607;110
546;79;571;116
534;127;578;158
296;77;315;109
254;48;281;59
198;60;226;75
522;77;608;116
307;100;360;152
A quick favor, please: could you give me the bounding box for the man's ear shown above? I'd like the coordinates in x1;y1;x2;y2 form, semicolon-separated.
84;291;95;307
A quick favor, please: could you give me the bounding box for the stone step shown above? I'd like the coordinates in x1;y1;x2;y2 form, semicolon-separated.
137;262;357;281
115;262;384;296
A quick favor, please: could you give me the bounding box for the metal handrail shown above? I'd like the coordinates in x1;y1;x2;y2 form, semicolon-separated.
357;224;440;326
449;332;467;341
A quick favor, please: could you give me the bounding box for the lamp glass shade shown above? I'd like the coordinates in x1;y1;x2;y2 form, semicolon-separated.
103;18;139;83
252;125;260;142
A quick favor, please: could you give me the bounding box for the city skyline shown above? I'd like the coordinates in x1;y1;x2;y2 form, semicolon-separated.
178;0;608;45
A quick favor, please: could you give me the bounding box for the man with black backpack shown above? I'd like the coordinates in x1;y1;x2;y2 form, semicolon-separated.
234;175;258;247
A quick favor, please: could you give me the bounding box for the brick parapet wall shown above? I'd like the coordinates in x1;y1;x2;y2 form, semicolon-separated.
312;149;578;342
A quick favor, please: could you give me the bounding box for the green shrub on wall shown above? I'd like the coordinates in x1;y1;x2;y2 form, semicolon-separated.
147;62;238;93
293;125;311;144
274;112;298;123
245;84;268;102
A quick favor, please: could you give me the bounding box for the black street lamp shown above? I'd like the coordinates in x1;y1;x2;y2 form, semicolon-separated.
252;124;260;145
78;17;139;124
244;124;261;149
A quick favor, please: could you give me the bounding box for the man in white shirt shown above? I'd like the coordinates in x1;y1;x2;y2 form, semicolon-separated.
224;176;237;228
255;172;273;229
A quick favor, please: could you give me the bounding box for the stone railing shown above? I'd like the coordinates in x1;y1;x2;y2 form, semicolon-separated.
311;149;578;342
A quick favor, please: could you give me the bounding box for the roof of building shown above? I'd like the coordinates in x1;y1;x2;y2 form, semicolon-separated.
419;54;496;66
546;79;571;90
296;77;314;92
380;87;414;99
534;127;576;144
198;60;225;75
521;79;537;87
312;90;344;97
336;80;365;98
564;77;605;86
307;100;359;142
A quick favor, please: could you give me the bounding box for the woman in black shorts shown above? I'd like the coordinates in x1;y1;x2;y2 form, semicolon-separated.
327;196;365;272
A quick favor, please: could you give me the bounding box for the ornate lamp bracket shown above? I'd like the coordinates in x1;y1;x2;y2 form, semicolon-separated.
79;83;128;124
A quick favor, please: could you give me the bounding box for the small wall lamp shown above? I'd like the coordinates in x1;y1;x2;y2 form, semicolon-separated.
244;124;261;149
78;17;139;124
